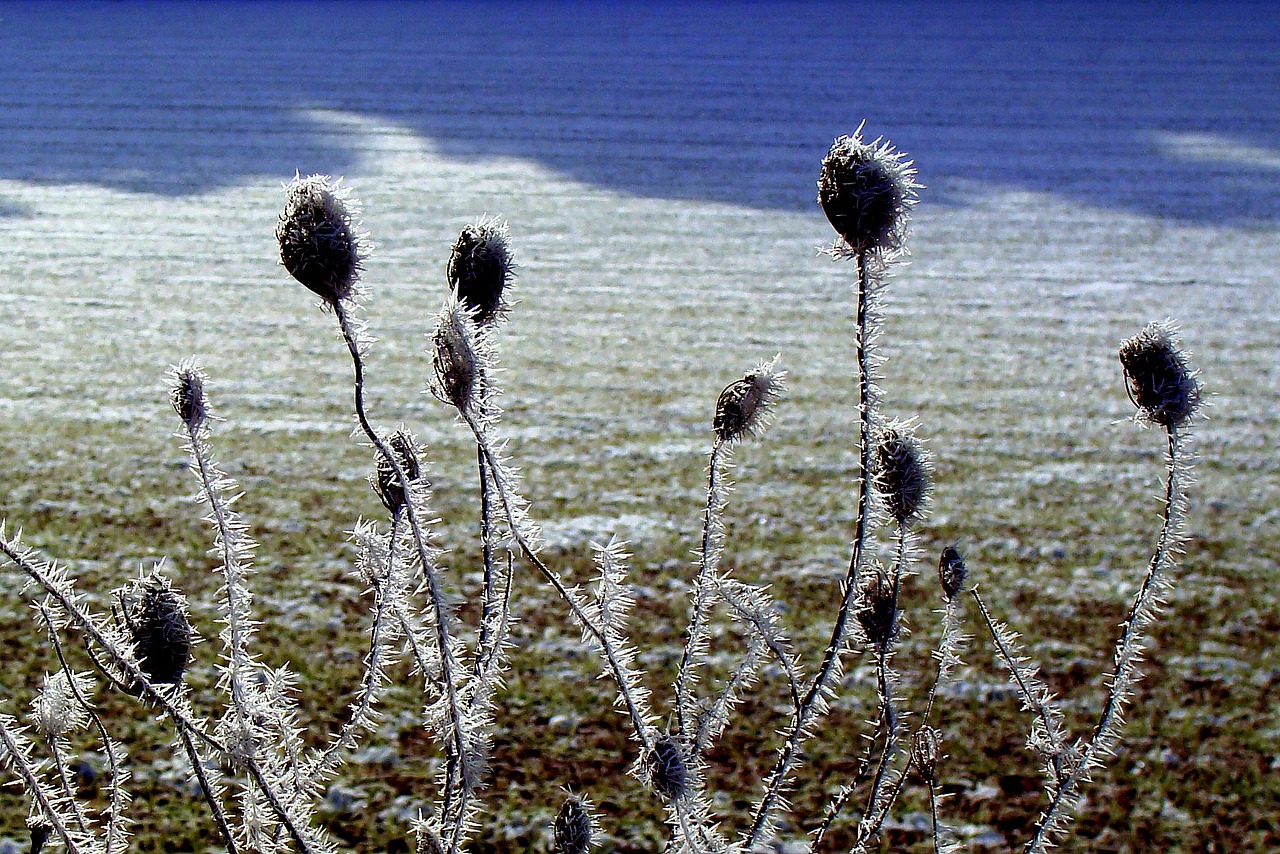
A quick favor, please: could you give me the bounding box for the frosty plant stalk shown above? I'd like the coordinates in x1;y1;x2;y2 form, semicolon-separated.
0;131;1202;854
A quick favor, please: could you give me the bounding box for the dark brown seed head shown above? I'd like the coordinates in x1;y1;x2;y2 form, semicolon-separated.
170;360;207;430
937;546;968;600
431;304;482;412
1118;321;1201;430
373;430;424;514
818;128;918;253
873;425;932;525
857;569;898;648
912;726;941;784
447;217;515;327
125;573;192;688
648;735;690;801
553;793;595;854
277;174;366;304
415;826;444;854
713;358;785;443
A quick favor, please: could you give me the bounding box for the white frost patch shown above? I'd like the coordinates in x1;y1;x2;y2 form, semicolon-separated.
538;512;675;550
1156;131;1280;171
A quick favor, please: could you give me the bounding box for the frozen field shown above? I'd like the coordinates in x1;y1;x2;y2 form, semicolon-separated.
0;1;1277;851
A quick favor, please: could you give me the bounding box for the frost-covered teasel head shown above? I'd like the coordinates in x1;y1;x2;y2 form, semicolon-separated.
647;734;690;801
429;300;489;413
277;174;368;305
32;671;91;739
373;429;424;515
169;358;208;430
873;422;932;525
818;125;919;254
122;572;193;688
1119;321;1201;430
713;357;785;444
912;726;941;784
553;792;596;854
937;546;967;600
448;216;515;327
857;568;897;648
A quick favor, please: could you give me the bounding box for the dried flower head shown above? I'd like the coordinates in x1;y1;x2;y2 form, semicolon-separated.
414;823;445;854
818;125;919;253
912;726;941;783
276;174;368;304
169;359;208;430
937;546;968;600
648;734;690;801
873;423;932;524
373;429;424;514
1119;321;1201;429
28;819;50;854
857;568;898;648
448;216;515;327
430;301;486;413
553;792;596;854
713;356;785;443
122;573;192;688
32;671;90;739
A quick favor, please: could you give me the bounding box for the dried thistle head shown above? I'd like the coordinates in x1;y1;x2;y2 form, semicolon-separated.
372;429;425;514
169;359;208;430
32;671;90;739
553;792;596;854
122;572;192;688
818;125;919;254
414;822;444;854
448;216;515;327
713;357;785;444
857;568;897;648
1119;321;1201;430
429;301;487;413
873;422;932;525
937;546;968;600
276;174;368;305
647;734;690;801
912;726;941;784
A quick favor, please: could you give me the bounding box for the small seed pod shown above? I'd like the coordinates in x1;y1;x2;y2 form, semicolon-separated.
1118;321;1201;430
415;825;445;854
32;671;89;739
713;357;785;444
124;573;192;688
873;424;932;525
373;430;424;514
430;302;484;413
276;174;367;304
447;217;515;327
28;819;50;854
912;726;941;784
169;360;207;430
818;127;919;253
648;734;690;801
857;569;897;648
553;793;595;854
937;546;967;600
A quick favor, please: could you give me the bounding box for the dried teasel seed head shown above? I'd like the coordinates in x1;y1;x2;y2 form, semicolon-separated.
648;734;690;801
857;569;898;648
818;125;919;253
373;429;425;514
277;174;368;304
1118;321;1202;430
415;824;445;854
28;819;50;854
430;302;486;413
32;671;89;739
123;572;192;688
937;545;968;600
912;726;941;783
713;356;786;444
553;792;596;854
873;423;933;525
447;216;515;327
169;359;208;430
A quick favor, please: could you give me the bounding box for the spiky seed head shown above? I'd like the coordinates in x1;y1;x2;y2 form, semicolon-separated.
32;671;89;739
912;726;941;783
553;793;596;854
713;357;786;443
873;423;932;525
1118;321;1201;429
373;429;424;514
28;819;50;854
124;573;192;688
648;735;690;801
169;359;208;430
430;302;484;412
448;216;515;327
415;824;445;854
857;569;897;648
937;546;968;600
277;174;367;304
818;126;919;253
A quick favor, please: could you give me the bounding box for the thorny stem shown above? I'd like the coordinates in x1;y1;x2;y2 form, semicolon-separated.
0;721;82;853
745;246;876;850
176;722;239;854
676;439;725;740
1022;428;1185;854
476;444;500;666
333;301;470;853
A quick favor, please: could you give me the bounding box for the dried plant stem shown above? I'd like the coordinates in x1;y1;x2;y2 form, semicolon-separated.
0;718;84;852
176;723;239;854
1022;428;1187;854
744;247;877;851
